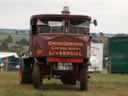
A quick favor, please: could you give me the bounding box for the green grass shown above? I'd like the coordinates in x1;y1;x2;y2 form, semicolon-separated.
0;72;128;96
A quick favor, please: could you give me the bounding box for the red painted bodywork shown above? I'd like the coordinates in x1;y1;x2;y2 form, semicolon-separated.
31;34;90;62
30;14;91;63
47;57;83;63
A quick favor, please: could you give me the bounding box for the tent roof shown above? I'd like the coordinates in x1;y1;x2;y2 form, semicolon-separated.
0;52;18;58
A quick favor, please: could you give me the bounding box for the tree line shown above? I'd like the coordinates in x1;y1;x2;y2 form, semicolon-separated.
0;35;29;55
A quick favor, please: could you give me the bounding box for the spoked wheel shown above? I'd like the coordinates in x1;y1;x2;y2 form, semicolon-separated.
80;66;88;91
32;63;42;89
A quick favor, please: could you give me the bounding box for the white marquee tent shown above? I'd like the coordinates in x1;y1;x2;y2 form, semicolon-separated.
0;52;18;58
0;52;19;71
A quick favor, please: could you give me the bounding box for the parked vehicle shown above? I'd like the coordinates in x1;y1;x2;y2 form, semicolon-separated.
19;7;97;91
108;36;128;73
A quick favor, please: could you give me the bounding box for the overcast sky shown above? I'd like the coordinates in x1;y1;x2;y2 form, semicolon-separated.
0;0;128;34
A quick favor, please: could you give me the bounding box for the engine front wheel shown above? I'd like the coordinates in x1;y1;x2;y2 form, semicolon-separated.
32;63;42;89
80;66;88;91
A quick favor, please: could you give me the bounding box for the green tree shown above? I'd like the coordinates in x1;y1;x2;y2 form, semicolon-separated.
1;40;9;51
6;35;13;43
16;38;29;46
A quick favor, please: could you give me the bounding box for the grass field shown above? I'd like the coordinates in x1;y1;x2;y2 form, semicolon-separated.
0;71;128;96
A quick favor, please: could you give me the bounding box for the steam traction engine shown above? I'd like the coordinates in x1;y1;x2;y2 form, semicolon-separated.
19;7;97;91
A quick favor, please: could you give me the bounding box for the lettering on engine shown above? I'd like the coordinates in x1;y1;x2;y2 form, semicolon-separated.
48;41;83;57
48;41;83;46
